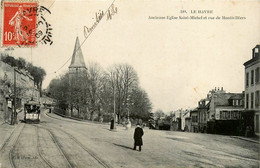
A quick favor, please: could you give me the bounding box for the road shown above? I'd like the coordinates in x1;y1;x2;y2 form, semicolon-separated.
0;109;259;168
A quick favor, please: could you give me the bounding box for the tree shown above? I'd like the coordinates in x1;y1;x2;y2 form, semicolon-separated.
107;64;139;123
17;58;26;69
26;63;46;93
128;87;153;121
1;54;46;96
154;109;165;120
85;62;105;120
69;69;88;118
46;62;153;123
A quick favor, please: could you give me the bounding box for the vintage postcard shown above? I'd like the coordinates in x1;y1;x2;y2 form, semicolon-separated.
0;0;259;167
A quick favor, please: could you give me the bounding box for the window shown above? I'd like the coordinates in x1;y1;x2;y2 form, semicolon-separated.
227;111;231;119
220;111;223;119
192;116;198;122
256;91;260;107
232;99;240;106
246;72;249;87
234;111;237;119
251;70;254;85
251;93;254;109
256;67;260;84
246;94;249;109
223;111;227;119
231;111;234;119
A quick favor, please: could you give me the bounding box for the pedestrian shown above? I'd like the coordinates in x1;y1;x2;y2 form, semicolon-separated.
133;123;144;151
110;117;114;130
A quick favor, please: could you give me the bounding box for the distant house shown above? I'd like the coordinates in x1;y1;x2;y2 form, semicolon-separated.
181;110;190;131
197;98;209;133
190;108;198;132
184;115;191;132
207;88;244;135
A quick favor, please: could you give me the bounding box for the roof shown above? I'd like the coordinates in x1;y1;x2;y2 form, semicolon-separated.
244;45;260;67
213;93;243;106
244;55;259;67
69;37;86;68
229;94;243;100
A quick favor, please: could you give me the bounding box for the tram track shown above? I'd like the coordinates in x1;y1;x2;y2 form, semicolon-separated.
0;124;19;152
42;111;111;168
9;123;25;168
47;128;74;168
57;128;111;168
9;124;57;168
37;124;111;168
34;125;74;168
35;126;55;168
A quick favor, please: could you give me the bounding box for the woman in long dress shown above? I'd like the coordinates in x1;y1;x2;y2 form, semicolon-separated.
9;5;32;44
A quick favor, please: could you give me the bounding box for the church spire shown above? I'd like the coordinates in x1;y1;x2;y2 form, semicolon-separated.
69;37;86;69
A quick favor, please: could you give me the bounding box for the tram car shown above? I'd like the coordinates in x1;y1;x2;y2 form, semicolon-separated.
24;101;41;123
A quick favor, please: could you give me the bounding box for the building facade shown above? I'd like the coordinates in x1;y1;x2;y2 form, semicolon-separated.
190;108;198;132
197;99;209;133
206;88;244;135
244;45;260;135
0;60;39;122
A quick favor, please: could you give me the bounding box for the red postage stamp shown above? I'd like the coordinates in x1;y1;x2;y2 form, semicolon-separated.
2;2;38;47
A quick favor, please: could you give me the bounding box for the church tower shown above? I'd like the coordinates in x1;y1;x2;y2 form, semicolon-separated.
69;36;87;73
68;37;87;117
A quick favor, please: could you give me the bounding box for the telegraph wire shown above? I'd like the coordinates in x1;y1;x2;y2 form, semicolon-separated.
47;0;116;76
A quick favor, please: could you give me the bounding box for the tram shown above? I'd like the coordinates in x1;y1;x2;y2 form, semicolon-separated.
24;101;41;123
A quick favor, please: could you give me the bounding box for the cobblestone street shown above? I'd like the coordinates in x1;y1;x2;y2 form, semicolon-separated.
0;109;259;168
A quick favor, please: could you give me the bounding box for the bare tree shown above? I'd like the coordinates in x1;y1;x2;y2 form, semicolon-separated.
86;62;105;120
107;64;139;123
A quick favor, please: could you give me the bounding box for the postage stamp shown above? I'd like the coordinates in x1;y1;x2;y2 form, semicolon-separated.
1;2;38;47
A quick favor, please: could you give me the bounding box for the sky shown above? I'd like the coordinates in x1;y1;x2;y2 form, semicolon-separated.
1;0;260;113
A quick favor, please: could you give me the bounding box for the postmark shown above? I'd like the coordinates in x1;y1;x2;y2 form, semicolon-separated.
2;2;38;47
35;5;53;45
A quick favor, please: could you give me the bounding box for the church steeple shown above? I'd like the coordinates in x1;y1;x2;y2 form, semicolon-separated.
69;37;87;69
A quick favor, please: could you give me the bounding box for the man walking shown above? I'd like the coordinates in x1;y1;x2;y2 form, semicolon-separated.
133;124;144;151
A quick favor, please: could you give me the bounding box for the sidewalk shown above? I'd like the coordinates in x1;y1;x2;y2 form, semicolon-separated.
46;110;132;131
0;109;23;150
0;122;18;150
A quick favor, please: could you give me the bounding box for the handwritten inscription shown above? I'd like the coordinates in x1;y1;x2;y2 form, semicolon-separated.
84;4;118;38
107;4;118;20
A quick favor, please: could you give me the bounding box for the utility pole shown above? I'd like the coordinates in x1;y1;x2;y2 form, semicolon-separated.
12;68;17;125
113;83;116;128
110;74;116;130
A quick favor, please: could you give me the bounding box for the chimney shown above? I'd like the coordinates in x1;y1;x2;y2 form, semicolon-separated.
253;45;260;58
255;46;259;57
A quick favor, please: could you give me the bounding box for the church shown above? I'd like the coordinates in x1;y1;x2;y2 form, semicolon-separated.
67;37;88;117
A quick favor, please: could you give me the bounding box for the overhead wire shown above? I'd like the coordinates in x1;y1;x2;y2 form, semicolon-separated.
47;0;116;76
